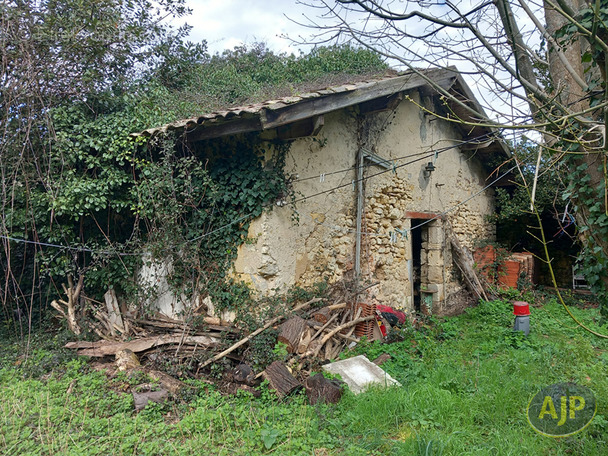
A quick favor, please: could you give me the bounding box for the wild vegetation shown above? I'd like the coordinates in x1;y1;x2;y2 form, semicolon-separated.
2;292;606;455
3;2;608;454
0;0;388;331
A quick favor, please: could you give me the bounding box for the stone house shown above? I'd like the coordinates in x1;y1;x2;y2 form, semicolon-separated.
139;67;510;316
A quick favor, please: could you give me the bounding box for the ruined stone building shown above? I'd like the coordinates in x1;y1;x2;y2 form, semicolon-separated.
139;67;510;316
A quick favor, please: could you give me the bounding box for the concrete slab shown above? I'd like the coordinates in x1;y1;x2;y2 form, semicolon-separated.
322;355;401;394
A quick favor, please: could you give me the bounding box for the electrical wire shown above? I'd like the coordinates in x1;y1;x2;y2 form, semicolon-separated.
0;235;138;256
1;134;510;254
296;165;517;240
293;131;500;183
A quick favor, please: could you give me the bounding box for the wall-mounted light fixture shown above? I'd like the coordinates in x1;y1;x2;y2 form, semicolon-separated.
423;161;436;179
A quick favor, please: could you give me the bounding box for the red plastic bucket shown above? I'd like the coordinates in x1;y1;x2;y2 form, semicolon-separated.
513;301;530;316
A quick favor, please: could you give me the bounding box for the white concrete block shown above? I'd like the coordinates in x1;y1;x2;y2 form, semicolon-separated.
322;355;401;394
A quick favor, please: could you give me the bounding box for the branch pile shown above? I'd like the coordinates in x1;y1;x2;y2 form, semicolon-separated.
61;285;387;401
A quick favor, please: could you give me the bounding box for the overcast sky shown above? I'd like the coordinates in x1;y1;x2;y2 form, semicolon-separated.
182;0;317;55
176;1;538;124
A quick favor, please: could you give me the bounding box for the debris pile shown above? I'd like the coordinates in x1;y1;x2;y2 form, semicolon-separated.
60;282;404;405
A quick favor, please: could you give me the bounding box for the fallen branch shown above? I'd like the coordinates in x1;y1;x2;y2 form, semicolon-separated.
327;302;347;311
197;297;323;371
65;334;219;357
51;275;84;335
304;315;374;358
309;313;339;342
308;321;359;343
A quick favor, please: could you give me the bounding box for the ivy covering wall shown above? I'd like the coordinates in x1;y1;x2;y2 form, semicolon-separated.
0;39;388;329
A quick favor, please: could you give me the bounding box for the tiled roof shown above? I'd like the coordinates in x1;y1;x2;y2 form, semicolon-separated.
135;72;436;138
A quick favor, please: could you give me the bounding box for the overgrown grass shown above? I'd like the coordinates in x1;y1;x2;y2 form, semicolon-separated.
2;296;607;455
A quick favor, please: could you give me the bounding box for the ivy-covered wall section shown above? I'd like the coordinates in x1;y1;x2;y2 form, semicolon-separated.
134;134;293;316
0;43;388;330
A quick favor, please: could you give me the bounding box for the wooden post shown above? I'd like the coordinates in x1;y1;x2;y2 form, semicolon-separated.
355;148;365;281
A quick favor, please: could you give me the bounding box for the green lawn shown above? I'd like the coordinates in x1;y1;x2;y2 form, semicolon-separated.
1;294;607;455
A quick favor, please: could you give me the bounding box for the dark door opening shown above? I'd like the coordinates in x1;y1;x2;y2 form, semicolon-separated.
411;219;425;313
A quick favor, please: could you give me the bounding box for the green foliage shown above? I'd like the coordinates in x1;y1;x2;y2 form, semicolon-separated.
247;329;282;371
1;37;387;327
2;297;608;454
542;9;608;312
0;0;199;323
260;426;281;449
563;157;608;314
491;140;563;225
163;42;389;116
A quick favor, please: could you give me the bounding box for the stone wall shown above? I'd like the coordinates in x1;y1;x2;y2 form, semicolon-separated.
230;90;497;314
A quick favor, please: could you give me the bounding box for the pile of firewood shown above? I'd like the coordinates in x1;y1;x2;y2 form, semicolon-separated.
277;302;380;360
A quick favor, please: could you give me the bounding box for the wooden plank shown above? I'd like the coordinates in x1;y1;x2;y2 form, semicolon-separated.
66;334;220;357
358;92;403;114
405;211;440;220
261;72;456;130
186;116;262;142
276;115;324;140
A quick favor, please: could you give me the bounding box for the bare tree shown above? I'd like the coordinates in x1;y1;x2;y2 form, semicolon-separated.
0;0;193;334
297;0;608;313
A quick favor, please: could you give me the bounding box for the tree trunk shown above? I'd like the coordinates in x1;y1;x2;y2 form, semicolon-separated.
497;0;608;304
262;361;301;396
304;373;343;405
543;0;608;302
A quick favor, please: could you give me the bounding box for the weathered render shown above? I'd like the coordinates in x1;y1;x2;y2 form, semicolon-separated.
138;68;509;316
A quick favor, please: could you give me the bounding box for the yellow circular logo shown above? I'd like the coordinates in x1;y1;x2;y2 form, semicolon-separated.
527;382;596;437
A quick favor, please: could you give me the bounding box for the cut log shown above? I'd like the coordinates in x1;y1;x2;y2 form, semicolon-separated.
132;389;169;412
297;328;313;354
372;353;391;366
65;334;219;357
115;349;141;371
304;373;343;405
232;363;256;386
262;361;301;396
278;315;307;353
223;383;261;397
312;307;331;324
146;369;188;395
